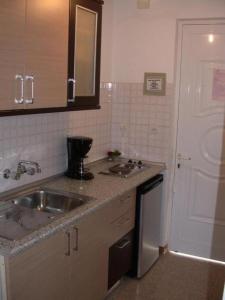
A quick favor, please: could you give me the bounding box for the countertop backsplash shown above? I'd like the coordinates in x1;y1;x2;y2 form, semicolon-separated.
111;82;174;165
0;81;174;194
0;83;112;193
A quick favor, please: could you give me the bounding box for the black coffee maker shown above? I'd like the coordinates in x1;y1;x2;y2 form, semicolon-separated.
65;136;94;180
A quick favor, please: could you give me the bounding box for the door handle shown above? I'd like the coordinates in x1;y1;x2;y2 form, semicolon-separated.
65;231;71;256
25;75;34;104
177;153;191;161
177;153;191;168
68;78;76;103
14;74;24;104
72;227;78;251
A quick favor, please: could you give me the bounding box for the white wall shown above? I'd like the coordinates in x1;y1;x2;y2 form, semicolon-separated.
101;0;114;82
111;82;173;163
111;0;225;83
109;0;225;246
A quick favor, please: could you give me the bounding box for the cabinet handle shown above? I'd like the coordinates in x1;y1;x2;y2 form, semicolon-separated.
73;227;79;251
68;78;76;103
65;231;71;256
116;239;131;249
25;75;34;104
14;74;24;104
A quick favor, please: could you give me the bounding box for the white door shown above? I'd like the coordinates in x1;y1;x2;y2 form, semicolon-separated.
171;21;225;261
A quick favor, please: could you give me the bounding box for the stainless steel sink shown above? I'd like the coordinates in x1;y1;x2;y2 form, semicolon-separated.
12;189;90;214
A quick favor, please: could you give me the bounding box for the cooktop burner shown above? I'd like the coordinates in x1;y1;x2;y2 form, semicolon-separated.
100;159;149;178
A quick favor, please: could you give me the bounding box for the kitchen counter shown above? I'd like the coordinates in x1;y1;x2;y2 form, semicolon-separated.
0;159;166;256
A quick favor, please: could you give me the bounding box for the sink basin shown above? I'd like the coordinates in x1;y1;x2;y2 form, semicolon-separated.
12;189;90;214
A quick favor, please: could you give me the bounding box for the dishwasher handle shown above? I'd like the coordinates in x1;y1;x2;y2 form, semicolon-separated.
138;174;163;194
115;238;131;249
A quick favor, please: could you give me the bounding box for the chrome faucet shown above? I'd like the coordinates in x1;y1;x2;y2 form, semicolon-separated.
18;160;42;174
3;160;41;180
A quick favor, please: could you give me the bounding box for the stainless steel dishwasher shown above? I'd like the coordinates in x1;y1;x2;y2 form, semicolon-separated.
133;174;163;278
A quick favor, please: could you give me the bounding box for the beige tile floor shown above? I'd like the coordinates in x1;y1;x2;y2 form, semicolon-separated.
106;252;225;300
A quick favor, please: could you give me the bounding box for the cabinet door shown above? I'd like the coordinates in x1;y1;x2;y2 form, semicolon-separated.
5;231;70;300
68;0;102;109
24;0;69;109
69;209;108;300
108;230;134;289
0;1;25;110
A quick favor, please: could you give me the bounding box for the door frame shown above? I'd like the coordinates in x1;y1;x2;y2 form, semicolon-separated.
168;18;225;249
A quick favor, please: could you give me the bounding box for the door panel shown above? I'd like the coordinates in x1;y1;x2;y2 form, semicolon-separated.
0;1;25;110
68;0;102;109
171;22;225;261
69;209;108;300
6;231;70;300
25;0;69;109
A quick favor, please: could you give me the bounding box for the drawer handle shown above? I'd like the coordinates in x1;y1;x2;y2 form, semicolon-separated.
65;231;71;256
73;227;79;251
116;239;131;249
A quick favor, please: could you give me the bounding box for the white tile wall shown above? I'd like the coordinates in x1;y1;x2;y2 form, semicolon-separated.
0;81;174;194
0;83;112;193
110;82;175;247
111;82;174;164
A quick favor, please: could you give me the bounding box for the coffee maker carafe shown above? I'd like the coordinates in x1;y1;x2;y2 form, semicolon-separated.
65;136;94;180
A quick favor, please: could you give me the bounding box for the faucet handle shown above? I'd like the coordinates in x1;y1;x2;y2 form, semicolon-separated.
17;163;26;174
26;167;36;176
3;169;11;179
11;171;21;180
36;165;41;173
3;169;21;180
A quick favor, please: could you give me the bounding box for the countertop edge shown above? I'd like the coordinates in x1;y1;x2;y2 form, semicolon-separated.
0;159;166;257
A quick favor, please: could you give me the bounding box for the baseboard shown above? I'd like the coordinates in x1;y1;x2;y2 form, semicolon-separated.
159;244;169;255
106;280;121;297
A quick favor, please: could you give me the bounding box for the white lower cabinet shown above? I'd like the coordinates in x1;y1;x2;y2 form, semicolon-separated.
69;209;109;300
5;231;70;300
2;189;136;300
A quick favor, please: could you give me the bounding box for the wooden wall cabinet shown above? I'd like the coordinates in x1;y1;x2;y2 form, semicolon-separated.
0;0;103;116
2;189;136;300
0;0;69;114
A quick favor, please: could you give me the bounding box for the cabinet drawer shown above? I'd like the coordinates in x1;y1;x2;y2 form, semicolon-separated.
108;230;134;289
108;207;135;245
108;190;136;223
